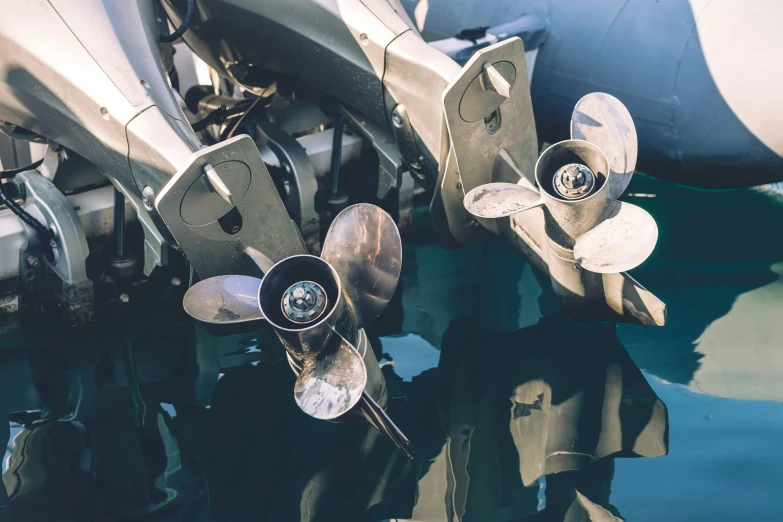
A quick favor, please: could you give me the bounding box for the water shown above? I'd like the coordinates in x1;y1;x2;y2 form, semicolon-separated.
1;174;782;521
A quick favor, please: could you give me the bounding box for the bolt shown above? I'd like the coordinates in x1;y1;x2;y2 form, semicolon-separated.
25;255;40;269
231;225;240;234
282;281;327;323
119;293;130;304
392;110;403;127
171;277;182;287
562;166;587;189
142;186;155;211
553;163;595;199
290;285;316;312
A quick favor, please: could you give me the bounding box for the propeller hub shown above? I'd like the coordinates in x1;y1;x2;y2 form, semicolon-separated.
282;281;327;323
553;163;595;199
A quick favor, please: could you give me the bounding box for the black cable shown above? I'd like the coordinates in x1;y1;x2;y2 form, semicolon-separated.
160;0;194;43
190;108;222;132
0;157;43;178
223;96;263;140
190;101;252;132
0;177;52;244
196;94;254;114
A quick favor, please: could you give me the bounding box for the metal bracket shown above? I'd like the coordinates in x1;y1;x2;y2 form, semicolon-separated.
112;180;168;276
15;170;94;325
155;135;305;278
255;121;320;253
341;105;407;199
440;37;538;240
389;104;422;171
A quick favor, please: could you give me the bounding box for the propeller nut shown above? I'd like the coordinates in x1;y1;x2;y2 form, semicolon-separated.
553;163;595;199
282;281;327;323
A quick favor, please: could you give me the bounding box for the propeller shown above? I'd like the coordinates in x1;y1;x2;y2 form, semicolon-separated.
463;93;657;274
182;275;264;325
182;204;414;457
571;92;638;201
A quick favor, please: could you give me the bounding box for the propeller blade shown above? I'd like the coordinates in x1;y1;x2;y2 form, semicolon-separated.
183;275;264;324
463;182;543;218
574;200;658;274
360;391;416;459
294;330;367;420
321;204;401;329
570;93;637;200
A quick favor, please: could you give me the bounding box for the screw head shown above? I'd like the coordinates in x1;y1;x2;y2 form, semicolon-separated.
282;281;327;323
142;186;155;211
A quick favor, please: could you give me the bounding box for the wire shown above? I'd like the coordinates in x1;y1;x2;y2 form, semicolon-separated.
0;158;43;179
190;100;253;133
0;178;52;244
223;96;263;140
160;0;194;43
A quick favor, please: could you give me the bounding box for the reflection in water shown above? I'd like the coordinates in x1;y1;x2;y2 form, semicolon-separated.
689;262;783;402
2;174;783;520
617;175;783;403
0;304;666;521
408;313;667;522
203;311;668;522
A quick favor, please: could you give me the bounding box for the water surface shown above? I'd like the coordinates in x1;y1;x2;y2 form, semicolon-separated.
1;175;781;521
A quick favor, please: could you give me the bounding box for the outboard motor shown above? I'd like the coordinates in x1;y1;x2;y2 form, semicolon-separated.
0;0;301;284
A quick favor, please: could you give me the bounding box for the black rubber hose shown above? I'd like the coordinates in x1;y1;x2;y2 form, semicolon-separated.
190;97;255;132
160;0;194;43
197;94;254;114
190;109;222;132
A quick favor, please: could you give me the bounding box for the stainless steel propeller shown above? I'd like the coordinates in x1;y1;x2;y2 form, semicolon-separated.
463;93;657;274
571;92;638;201
182;204;414;458
183;275;264;325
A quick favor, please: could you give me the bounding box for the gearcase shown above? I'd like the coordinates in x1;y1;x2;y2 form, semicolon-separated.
434;39;665;326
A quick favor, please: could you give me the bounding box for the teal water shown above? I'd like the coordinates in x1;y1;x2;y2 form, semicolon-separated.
1;174;782;521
